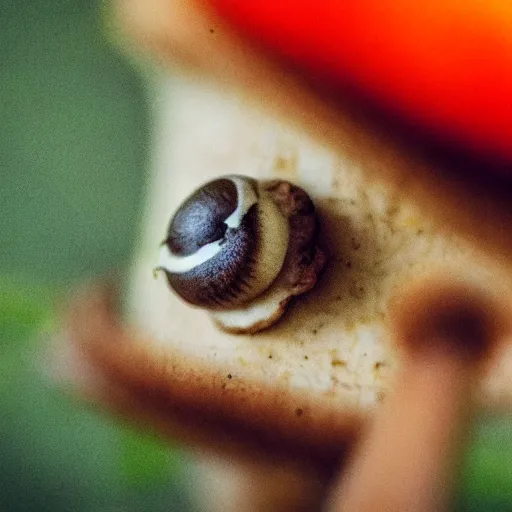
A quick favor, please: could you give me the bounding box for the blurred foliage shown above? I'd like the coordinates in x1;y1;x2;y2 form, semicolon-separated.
457;414;512;511
1;0;147;283
0;280;194;512
0;0;194;510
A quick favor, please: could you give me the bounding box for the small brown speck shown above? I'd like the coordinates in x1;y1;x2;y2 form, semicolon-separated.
268;354;273;359
209;28;215;33
374;362;383;370
304;355;309;360
295;408;303;417
346;261;352;268
351;237;361;250
221;383;226;389
331;359;346;367
274;156;287;170
417;228;424;235
227;374;232;379
312;329;318;335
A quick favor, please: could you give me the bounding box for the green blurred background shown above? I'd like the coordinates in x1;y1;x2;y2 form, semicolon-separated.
1;0;512;510
1;0;195;510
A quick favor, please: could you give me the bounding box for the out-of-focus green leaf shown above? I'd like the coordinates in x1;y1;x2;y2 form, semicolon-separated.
0;278;195;511
456;413;512;511
0;277;53;347
0;0;195;508
119;425;190;489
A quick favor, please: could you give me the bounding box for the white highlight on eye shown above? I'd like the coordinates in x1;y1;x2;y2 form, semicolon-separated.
224;175;258;228
157;242;222;274
156;176;258;275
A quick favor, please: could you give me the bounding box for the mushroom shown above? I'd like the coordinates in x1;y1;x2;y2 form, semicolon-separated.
156;175;326;333
54;1;512;510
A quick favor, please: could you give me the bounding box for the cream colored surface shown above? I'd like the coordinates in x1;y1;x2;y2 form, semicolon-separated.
110;2;512;510
129;76;512;411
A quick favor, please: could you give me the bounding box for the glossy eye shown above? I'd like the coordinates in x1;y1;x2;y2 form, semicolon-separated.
157;175;290;309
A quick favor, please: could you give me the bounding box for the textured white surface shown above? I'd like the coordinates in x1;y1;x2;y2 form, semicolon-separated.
129;76;512;410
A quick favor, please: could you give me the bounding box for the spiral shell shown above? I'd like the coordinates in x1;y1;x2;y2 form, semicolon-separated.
157;175;290;310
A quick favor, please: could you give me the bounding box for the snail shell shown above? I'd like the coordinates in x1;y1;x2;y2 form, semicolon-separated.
157;175;290;310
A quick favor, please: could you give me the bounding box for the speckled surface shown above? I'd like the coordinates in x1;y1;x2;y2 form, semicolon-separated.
129;77;512;412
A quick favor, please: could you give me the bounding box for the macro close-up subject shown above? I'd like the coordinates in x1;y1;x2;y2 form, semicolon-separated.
3;1;512;511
